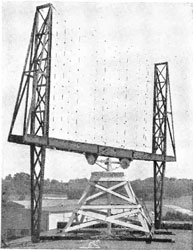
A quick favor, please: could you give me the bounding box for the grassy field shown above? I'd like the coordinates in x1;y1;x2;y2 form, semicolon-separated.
144;196;192;216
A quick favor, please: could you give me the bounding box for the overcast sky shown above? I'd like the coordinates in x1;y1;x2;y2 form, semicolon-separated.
1;1;193;181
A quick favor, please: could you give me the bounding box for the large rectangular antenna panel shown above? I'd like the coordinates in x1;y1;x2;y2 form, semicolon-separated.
50;3;153;152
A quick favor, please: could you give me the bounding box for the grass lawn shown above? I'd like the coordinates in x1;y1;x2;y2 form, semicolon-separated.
144;196;192;216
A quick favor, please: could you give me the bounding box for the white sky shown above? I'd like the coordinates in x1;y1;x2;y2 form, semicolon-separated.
1;1;193;181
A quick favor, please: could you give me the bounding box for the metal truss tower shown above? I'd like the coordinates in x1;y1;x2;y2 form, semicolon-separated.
152;62;176;229
8;4;53;242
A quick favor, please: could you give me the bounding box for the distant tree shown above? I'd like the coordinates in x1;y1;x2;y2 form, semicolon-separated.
163;211;193;221
18;194;26;200
5;174;12;181
67;178;88;199
1;172;193;201
12;172;30;198
2;183;9;205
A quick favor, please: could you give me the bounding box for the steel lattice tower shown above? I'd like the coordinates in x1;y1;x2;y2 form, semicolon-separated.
8;4;53;242
152;62;176;229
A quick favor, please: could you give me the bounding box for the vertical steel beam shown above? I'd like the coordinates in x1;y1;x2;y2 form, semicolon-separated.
152;62;168;229
30;145;46;242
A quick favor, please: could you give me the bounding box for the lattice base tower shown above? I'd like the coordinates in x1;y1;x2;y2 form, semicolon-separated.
64;172;152;235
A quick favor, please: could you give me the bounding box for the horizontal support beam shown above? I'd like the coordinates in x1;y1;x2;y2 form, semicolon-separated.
65;220;100;233
8;134;176;162
81;205;141;209
36;3;52;10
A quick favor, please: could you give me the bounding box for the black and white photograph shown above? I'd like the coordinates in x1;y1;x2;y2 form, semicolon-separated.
1;1;193;249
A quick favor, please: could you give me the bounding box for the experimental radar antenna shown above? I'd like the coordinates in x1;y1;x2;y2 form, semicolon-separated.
8;3;176;242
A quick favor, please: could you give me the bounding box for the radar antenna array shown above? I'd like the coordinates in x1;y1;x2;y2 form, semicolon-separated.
8;4;176;242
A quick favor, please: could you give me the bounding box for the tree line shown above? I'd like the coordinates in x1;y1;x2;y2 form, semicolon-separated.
163;211;192;221
2;172;193;201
